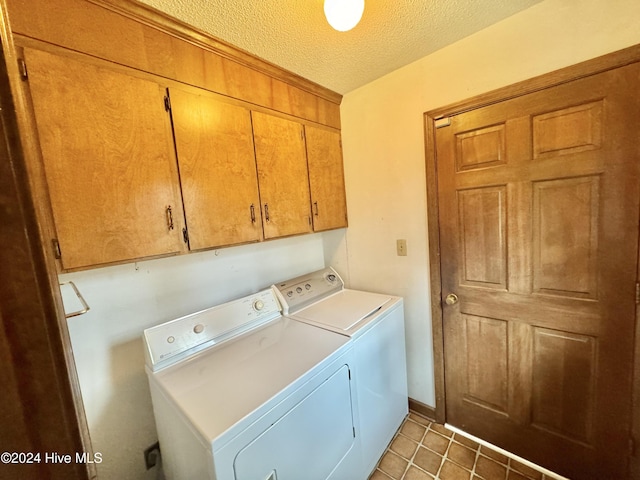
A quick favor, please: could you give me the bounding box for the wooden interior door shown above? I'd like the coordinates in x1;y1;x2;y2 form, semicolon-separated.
25;48;185;269
305;125;348;231
436;63;640;479
252;111;313;239
169;88;262;249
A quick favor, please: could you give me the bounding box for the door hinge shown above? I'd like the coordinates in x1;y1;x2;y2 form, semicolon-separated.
636;282;640;305
182;227;189;244
164;94;171;112
18;58;28;80
52;239;62;259
434;116;451;129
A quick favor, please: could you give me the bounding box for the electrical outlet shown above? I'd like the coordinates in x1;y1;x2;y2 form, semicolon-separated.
396;239;407;256
143;441;160;470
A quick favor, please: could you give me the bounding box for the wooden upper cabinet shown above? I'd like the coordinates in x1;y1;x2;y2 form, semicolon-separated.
168;88;262;249
305;125;348;231
24;48;185;270
252;111;313;239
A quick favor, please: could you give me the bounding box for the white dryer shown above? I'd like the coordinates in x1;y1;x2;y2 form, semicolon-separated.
143;288;362;480
273;267;409;476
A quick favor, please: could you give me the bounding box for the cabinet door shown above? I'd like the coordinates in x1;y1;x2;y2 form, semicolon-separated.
305;125;348;231
169;88;262;249
252;111;312;239
25;48;185;269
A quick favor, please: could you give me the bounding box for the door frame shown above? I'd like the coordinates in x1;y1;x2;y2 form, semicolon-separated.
424;43;640;474
0;1;93;479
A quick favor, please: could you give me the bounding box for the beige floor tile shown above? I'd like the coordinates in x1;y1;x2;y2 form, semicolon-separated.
507;471;530;480
400;419;427;442
409;412;432;427
378;451;408;479
404;465;435;480
439;460;471;480
447;442;476;471
475;455;507;479
429;422;454;438
480;445;508;465
390;434;419;460
369;469;392;480
509;459;543;480
413;446;443;475
422;430;450;455
453;433;480;451
371;412;560;480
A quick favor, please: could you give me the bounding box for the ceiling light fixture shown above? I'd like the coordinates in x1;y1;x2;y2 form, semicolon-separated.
324;0;365;32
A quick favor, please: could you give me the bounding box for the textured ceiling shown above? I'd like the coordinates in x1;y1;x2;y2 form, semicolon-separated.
136;0;544;94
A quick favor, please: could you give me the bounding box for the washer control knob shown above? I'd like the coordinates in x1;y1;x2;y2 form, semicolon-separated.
305;283;311;290
296;287;303;293
253;299;265;311
287;290;293;297
327;274;337;283
193;324;204;334
167;336;175;344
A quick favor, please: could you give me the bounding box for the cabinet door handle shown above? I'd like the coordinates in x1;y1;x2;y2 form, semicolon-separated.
166;205;174;231
250;204;256;224
313;201;319;217
264;203;270;222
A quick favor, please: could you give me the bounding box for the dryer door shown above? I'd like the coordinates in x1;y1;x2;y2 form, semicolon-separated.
234;365;356;480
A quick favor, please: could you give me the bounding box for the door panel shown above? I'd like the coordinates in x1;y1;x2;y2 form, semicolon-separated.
463;314;509;414
252;111;313;239
305;125;348;231
532;101;602;158
25;48;185;269
458;186;507;288
532;176;599;298
456;124;506;171
169;88;262;249
437;63;640;479
530;328;596;444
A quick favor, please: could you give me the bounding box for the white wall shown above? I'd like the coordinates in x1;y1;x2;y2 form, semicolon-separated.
60;235;326;480
338;0;640;407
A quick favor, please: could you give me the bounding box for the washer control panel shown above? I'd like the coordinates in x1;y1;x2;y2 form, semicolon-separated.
144;288;281;371
273;267;343;314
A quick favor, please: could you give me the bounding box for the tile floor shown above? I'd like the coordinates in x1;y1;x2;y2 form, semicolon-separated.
369;411;557;480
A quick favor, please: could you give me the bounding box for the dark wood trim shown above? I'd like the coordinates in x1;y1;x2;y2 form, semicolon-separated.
7;0;341;129
408;397;437;422
88;0;342;105
632;165;640;478
423;112;446;424
424;44;640;445
0;1;91;478
427;43;640;120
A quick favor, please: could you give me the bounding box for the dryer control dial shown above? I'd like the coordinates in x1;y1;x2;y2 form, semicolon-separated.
253;299;265;311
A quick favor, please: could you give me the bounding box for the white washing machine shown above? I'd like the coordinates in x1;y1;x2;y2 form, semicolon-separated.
143;288;363;480
273;267;409;476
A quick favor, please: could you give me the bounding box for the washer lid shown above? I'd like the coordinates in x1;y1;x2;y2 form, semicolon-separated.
149;317;350;447
294;290;392;331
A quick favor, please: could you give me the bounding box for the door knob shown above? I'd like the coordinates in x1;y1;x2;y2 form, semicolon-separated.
445;293;458;305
